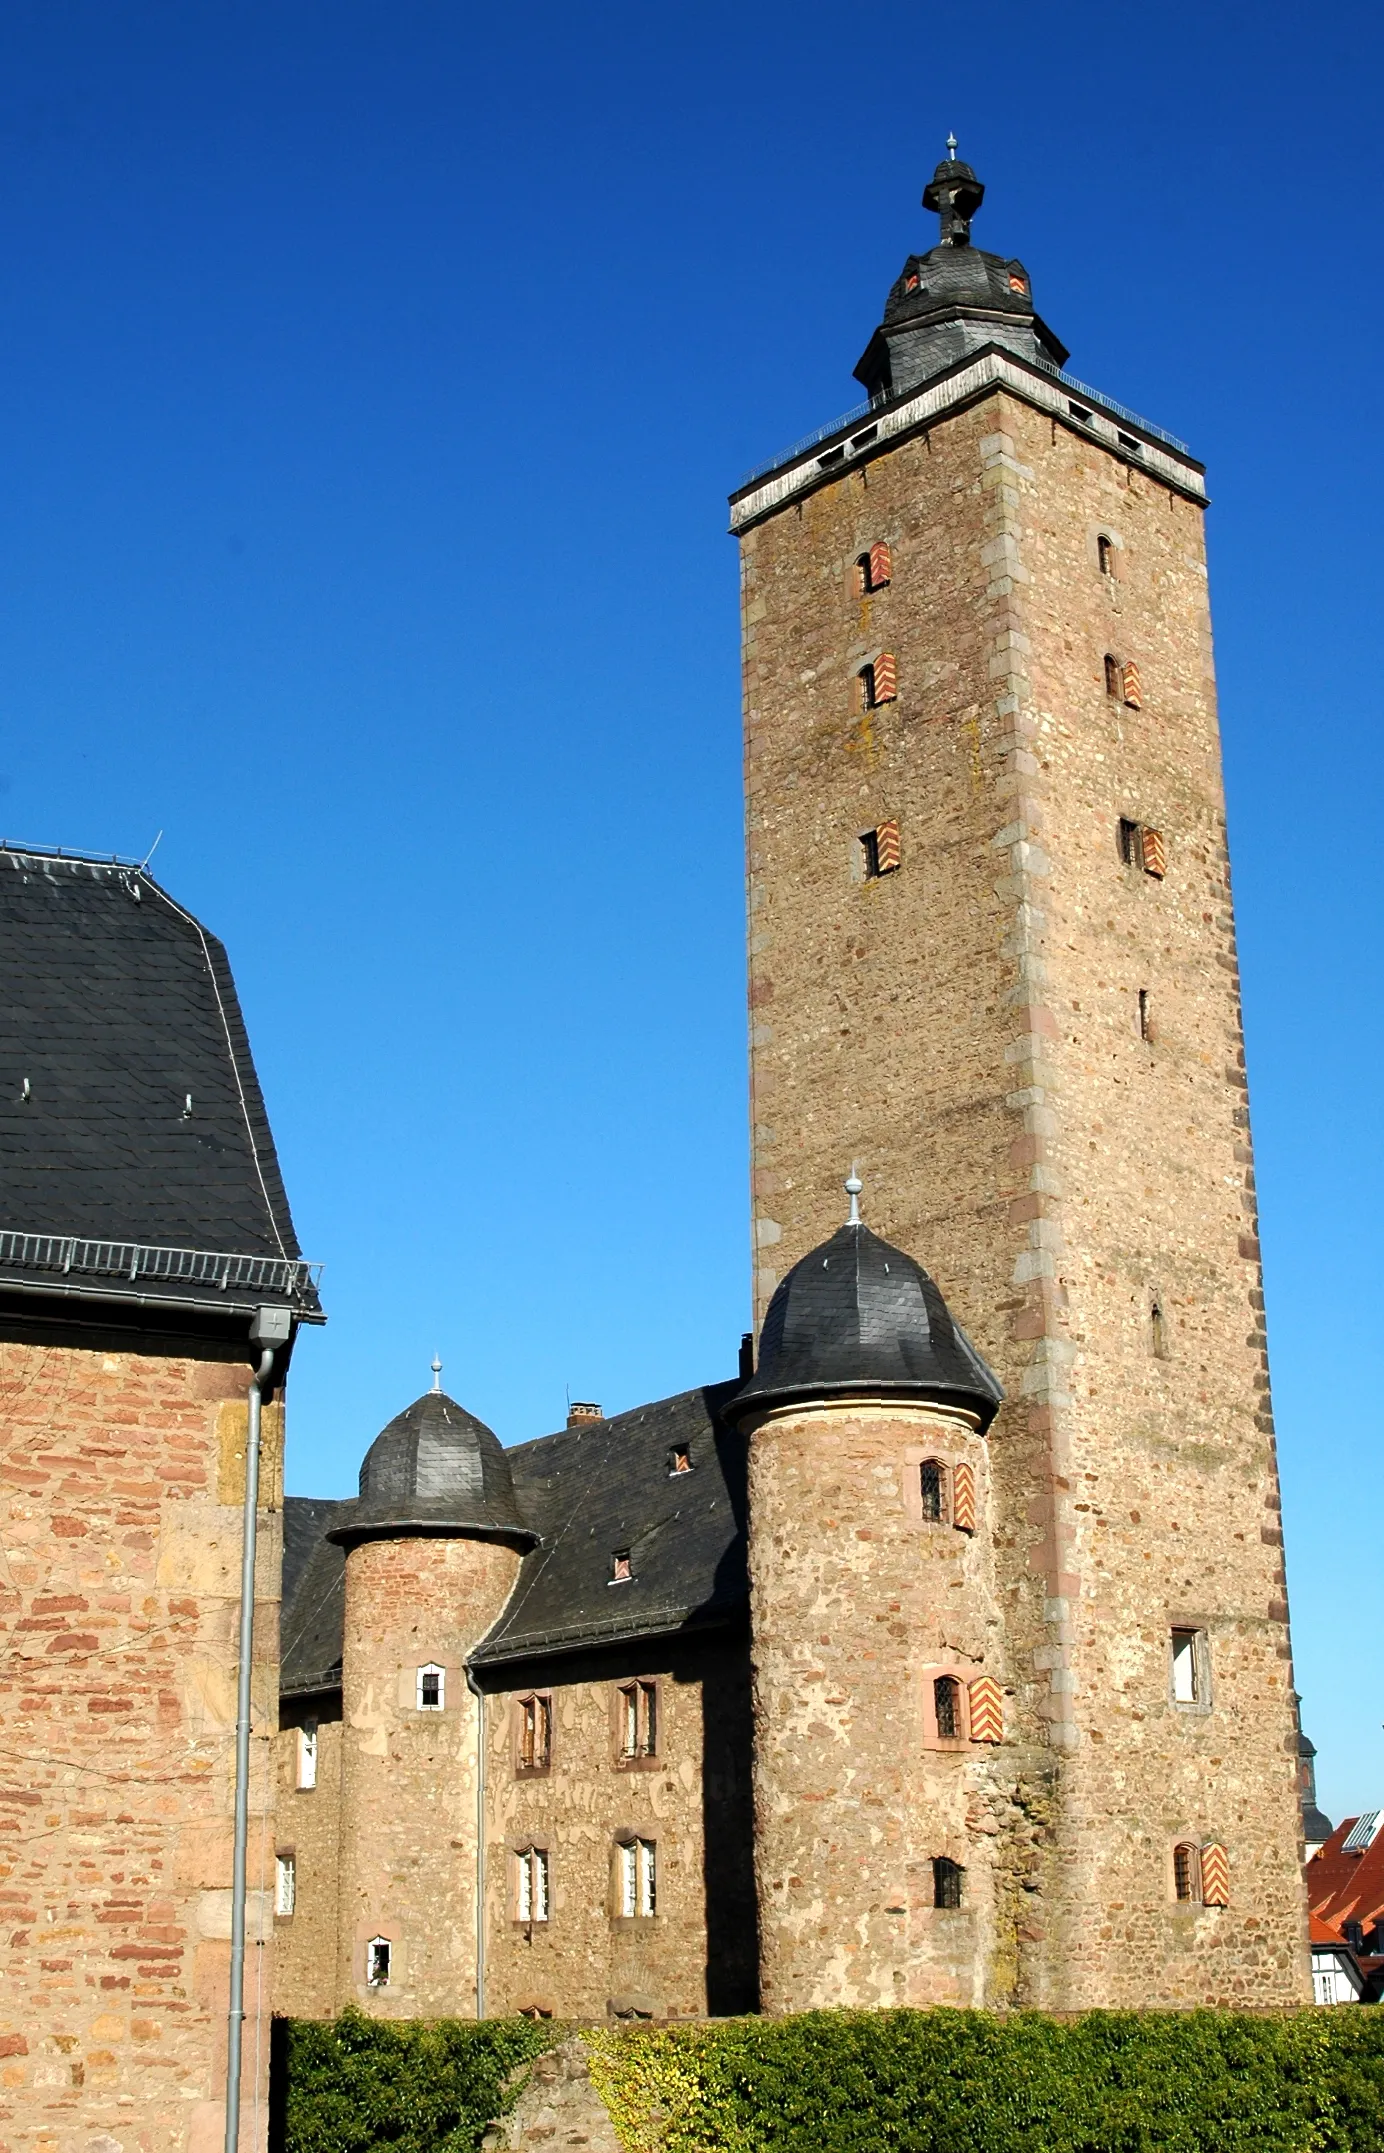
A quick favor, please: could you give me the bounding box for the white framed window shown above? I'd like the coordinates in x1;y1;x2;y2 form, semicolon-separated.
274;1852;296;1918
617;1837;656;1918
1171;1629;1204;1706
417;1663;445;1712
515;1846;550;1924
366;1936;391;1987
296;1722;318;1790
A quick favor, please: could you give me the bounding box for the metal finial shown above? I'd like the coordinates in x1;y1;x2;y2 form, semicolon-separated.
430;1354;443;1393
845;1165;863;1226
946;132;958;161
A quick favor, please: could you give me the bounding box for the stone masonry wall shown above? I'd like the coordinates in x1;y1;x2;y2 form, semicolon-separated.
481;1634;757;2022
745;1398;1022;2012
336;1535;519;2018
270;1708;342;2021
0;1328;283;2153
737;388;1308;2007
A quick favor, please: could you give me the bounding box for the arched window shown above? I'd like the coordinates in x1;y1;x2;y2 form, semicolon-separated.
933;1857;964;1909
933;1674;962;1741
1097;534;1116;577
919;1459;947;1522
1105;653;1123;698
1173;1843;1201;1902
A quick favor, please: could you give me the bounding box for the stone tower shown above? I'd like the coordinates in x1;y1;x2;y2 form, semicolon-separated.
730;152;1309;2007
330;1386;532;2014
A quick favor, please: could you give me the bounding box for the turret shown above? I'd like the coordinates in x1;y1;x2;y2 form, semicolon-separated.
330;1374;534;2014
733;1175;1011;2011
852;139;1068;402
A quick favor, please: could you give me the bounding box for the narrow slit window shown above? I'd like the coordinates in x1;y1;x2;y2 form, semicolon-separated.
618;1679;658;1760
516;1846;550;1924
518;1692;552;1772
297;1723;318;1791
366;1937;391;1987
933;1674;962;1741
1138;988;1152;1042
1105;653;1123;698
933;1857;964;1909
417;1663;444;1711
1097;534;1116;577
274;1853;296;1918
919;1459;946;1523
618;1838;657;1918
1118;817;1144;868
1171;1629;1202;1705
610;1549;632;1585
1151;1302;1169;1359
1173;1843;1200;1902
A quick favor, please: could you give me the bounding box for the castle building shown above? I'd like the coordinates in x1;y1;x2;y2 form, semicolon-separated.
0;844;319;2150
274;152;1309;2022
2;149;1314;2149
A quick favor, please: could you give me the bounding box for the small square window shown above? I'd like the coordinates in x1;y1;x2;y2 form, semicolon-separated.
417;1663;444;1711
274;1852;296;1918
668;1446;692;1476
933;1857;963;1909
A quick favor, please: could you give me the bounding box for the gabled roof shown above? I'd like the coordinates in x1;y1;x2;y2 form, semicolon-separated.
0;844;317;1320
281;1497;349;1698
1307;1813;1384;1938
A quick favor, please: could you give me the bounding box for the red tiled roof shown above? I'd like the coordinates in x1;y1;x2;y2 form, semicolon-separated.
1307;1815;1384;1936
1310;1912;1346;1946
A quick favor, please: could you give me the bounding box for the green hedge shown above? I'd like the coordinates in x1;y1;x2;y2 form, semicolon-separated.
279;2007;1384;2153
276;2008;553;2153
584;2010;1384;2153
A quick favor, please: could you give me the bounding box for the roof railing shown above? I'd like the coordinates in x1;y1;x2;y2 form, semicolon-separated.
734;356;1188;493
0;1228;321;1303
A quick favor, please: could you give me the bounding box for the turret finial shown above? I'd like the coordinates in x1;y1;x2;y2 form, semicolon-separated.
845;1165;863;1227
946;131;958;160
430;1354;443;1393
923;144;984;247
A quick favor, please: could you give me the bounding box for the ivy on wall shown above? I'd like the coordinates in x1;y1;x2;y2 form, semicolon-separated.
275;2008;553;2153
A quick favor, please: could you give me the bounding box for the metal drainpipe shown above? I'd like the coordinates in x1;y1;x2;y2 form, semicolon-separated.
465;1665;486;2019
224;1306;292;2153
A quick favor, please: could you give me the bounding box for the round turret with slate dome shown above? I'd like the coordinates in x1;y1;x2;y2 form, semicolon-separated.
853;139;1069;403
329;1380;535;1551
737;1173;1008;2015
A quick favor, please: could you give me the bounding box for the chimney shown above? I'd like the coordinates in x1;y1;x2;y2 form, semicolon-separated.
567;1401;603;1429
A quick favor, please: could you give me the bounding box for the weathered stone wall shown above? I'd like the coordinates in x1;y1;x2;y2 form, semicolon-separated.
0;1326;282;2152
481;1633;757;2021
745;1397;1015;2011
271;1706;342;2020
336;1535;519;2017
737;389;1309;2007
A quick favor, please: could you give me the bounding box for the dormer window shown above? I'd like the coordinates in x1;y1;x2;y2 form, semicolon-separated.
668;1446;692;1476
610;1550;633;1585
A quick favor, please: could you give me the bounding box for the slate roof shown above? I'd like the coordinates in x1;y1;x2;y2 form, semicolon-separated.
734;1221;1003;1429
279;1381;748;1695
331;1389;534;1549
0;844;317;1319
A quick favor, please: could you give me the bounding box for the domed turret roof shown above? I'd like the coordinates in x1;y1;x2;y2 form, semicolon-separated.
328;1385;535;1549
732;1196;1003;1429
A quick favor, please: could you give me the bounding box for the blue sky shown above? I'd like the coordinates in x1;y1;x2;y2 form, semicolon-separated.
0;1;1379;1821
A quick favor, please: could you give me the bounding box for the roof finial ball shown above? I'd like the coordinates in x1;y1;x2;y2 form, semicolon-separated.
923;134;984;248
844;1165;863;1227
430;1353;443;1394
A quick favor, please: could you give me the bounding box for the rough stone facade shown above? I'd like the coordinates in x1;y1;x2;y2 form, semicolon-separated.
736;383;1309;2006
0;1327;283;2153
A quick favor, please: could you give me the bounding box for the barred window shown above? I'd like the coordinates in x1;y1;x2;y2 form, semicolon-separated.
933;1857;964;1909
919;1459;946;1522
933;1675;962;1741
